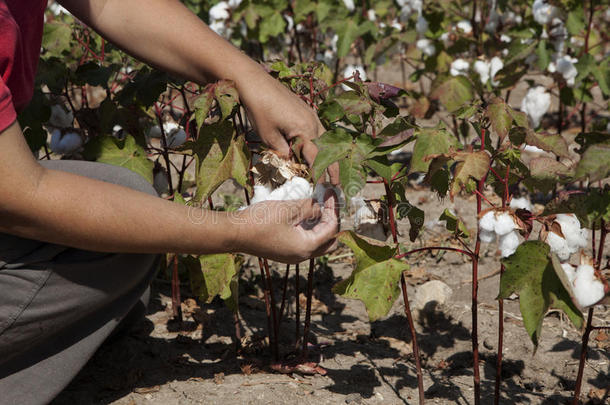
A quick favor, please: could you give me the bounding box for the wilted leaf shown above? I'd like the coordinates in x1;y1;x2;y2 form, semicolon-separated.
193;92;214;131
574;143;610;182
410;128;460;173
451;151;490;198
529;157;572;180
332;231;408;321
486;98;512;141
499;241;583;348
185;254;240;312
214;80;240;120
525;130;570;158
430;75;473;113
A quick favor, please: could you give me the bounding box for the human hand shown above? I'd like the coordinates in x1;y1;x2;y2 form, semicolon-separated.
236;70;340;185
232;191;339;263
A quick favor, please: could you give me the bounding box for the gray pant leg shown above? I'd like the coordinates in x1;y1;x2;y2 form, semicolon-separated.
0;161;161;405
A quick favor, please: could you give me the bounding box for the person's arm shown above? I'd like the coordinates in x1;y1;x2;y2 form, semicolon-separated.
59;0;339;184
0;121;338;263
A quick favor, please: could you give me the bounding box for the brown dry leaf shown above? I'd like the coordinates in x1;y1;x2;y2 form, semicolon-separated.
298;293;329;315
213;372;225;385
252;150;308;187
587;386;608;403
378;336;413;357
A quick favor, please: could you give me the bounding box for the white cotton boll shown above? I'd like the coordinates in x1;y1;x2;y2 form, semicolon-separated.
480;229;496;243
416;39;436;57
523;145;546;154
572;264;606;307
342;64;367;90
474;60;490;84
500;34;511;43
556;55;578;86
533;0;557;25
250;185;272;205
479;211;497;232
367;9;376;21
416;15;428;34
457;20;473;34
50;130;82;155
556;214;588;253
48;2;69;15
561;263;577;284
227;0;242;8
547;231;571;262
490;56;503;86
391;19;403;31
509;197;533;212
48;105;74;129
494;212;517;236
398;0;422;21
284;15;294;32
209;21;232;37
547;61;556;73
521;86;551;128
342;0;355;12
209;2;230;21
499;230;520;257
282;177;313;201
440;32;451;44
450;58;469;76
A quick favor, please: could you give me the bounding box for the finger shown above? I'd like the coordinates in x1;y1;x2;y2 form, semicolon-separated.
311;237;338;257
301;140;318;168
311;190;339;242
294;198;322;223
262;128;291;158
327;162;340;186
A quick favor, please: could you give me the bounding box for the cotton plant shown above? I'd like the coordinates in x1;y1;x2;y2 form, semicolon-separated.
532;0;558;25
520;86;551;128
560;256;607;308
548;54;578;86
509;196;534;212
456;20;473;34
416;39;436;57
473;56;504;86
208;1;237;38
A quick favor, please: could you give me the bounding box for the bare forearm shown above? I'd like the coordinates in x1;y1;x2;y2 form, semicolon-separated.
4;169;239;254
59;0;265;87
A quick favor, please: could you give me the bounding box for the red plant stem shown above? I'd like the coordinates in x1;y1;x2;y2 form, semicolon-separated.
258;258;277;360
171;255;183;321
472;188;496;207
488;166;506;185
572;307;595;405
401;274;424;405
591;222;596;266
301;258;315;360
278;264;290;325
263;259;280;335
312;75;354;98
383;180;398;244
295;263;301;345
366;179;385;184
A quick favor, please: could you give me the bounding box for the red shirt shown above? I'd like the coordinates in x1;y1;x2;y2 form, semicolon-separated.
0;0;47;133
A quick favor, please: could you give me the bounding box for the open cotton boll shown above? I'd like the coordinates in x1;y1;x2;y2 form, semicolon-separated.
479;211;497;232
489;57;503;86
342;0;355;12
547;231;571;262
209;2;230;20
457;20;473;34
416;15;428;34
281;177;313;201
561;263;577;284
228;0;242;8
555;214;588;253
250;185;272;205
342;64;367;90
367;9;376;21
450;59;469;76
509;197;534;212
499;230;520;257
533;0;557;25
416;39;436;57
556;55;578;86
521;86;551;128
523;145;546;154
494;212;517;236
50;130;82;155
473;60;490;84
572;264;606;307
48;105;74;129
479;229;496;243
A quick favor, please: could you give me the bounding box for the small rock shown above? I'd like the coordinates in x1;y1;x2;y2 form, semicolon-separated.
345;392;363;404
483;338;494;350
414;280;453;312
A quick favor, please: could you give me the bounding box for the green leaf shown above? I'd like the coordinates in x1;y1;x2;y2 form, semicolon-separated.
17;89;51;153
335;19;362;58
319;99;346;123
486;98;512;141
191;121;250;201
259;11;286;43
574;143;610;182
499;241;583;348
312;128;354;181
504;41;537;65
536;40;550;71
193;92;214;131
543;187;610;229
186;253;240;312
430;75;473;113
117;68;168;108
334;91;373;116
529;157;572;181
410;128;460;173
566;8;585;36
439;208;469;238
83;135;154;183
332;231;409;321
73;62;116;88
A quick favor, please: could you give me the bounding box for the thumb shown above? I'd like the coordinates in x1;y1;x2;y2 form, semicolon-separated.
311;189;339;241
261;128;291;158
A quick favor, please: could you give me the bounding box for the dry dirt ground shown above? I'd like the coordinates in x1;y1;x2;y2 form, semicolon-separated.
51;181;610;405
